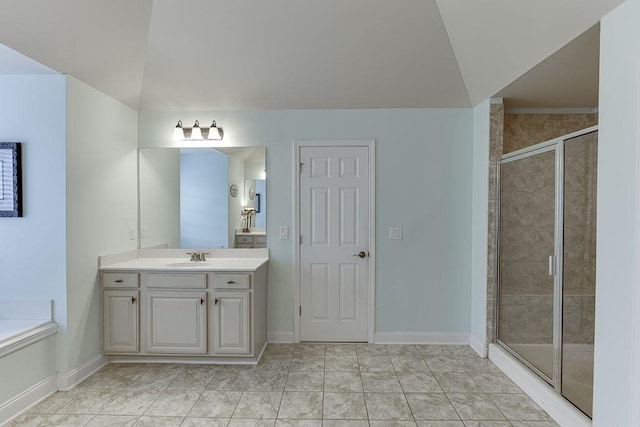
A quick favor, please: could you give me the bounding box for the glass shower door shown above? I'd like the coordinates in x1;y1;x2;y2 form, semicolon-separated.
562;131;597;417
497;147;558;382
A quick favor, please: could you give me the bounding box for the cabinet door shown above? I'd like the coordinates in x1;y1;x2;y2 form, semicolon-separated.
213;292;250;354
104;290;139;353
147;292;207;354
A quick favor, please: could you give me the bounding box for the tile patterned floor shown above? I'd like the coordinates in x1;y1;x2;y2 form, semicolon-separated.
7;344;559;427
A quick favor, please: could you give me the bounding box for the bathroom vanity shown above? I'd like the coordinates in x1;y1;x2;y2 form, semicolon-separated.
99;249;268;363
234;228;267;248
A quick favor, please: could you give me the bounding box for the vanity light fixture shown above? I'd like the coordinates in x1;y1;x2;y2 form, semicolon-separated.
172;119;224;141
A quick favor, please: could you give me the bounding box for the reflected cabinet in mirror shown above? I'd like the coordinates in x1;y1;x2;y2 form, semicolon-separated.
139;146;266;249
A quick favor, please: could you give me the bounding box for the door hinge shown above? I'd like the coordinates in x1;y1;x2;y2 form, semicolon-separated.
299;306;302;316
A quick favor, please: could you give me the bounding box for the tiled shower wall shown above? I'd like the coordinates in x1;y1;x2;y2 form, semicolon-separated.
503;113;598;154
488;107;598;345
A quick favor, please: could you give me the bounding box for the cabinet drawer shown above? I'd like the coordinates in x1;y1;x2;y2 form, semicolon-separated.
145;273;207;288
254;236;267;244
103;272;139;288
213;273;250;289
236;236;253;243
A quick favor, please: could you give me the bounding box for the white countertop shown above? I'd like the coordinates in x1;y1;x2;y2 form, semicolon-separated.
99;249;269;272
235;228;266;236
100;257;268;271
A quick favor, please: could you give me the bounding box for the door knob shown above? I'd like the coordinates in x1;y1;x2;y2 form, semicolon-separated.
353;251;367;259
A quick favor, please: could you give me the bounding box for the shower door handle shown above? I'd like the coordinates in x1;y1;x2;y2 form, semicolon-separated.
548;255;556;276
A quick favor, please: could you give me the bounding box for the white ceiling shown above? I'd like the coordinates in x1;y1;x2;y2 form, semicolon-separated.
0;43;56;75
496;24;600;109
0;0;624;111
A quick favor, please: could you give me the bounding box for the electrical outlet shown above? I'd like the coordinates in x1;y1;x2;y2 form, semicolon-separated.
389;227;403;240
129;227;137;240
280;226;289;240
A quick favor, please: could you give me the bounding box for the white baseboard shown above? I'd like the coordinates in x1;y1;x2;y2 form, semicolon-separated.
489;343;591;427
469;334;488;358
374;332;470;345
268;331;473;346
0;375;57;425
57;353;109;391
267;331;295;343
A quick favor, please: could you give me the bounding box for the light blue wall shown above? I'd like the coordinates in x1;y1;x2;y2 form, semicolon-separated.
593;1;640;424
139;108;474;335
0;74;67;336
180;149;229;248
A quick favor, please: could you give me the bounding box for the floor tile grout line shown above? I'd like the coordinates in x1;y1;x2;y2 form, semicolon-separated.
227;368;253;421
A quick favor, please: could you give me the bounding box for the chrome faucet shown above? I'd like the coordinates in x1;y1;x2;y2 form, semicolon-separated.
187;251;210;262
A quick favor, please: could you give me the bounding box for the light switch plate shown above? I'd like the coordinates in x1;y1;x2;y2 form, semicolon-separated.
129;227;137;240
280;226;289;240
389;227;403;240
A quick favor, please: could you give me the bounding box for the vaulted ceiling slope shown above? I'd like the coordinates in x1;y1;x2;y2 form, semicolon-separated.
0;0;624;110
435;0;621;106
496;24;601;109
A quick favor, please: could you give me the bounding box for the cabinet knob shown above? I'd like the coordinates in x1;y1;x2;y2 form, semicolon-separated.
201;298;205;305
115;279;123;283
215;298;219;305
131;296;136;304
227;280;236;284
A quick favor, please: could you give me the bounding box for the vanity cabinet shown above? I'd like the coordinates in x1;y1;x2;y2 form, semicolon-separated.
103;290;139;353
100;256;268;363
144;273;208;354
235;233;267;248
147;291;207;354
213;292;249;354
212;273;251;354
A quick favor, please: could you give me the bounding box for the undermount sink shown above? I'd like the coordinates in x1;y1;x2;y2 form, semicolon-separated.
165;261;215;268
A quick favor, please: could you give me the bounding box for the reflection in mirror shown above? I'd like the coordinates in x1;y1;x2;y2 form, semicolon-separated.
139;146;266;249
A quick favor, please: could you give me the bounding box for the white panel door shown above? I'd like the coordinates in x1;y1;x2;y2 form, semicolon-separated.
300;145;370;341
146;291;207;354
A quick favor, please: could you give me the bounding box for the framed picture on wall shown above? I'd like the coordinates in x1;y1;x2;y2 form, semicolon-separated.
0;142;23;217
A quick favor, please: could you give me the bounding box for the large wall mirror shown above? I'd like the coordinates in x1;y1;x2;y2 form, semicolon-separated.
138;146;266;249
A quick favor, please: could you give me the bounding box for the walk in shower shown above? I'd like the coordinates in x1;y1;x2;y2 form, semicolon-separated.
496;127;597;417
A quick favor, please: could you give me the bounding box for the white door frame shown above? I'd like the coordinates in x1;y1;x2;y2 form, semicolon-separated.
293;139;376;343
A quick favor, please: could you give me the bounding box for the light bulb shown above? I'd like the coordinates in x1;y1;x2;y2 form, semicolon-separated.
208;120;223;140
173;120;185;141
191;120;203;140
